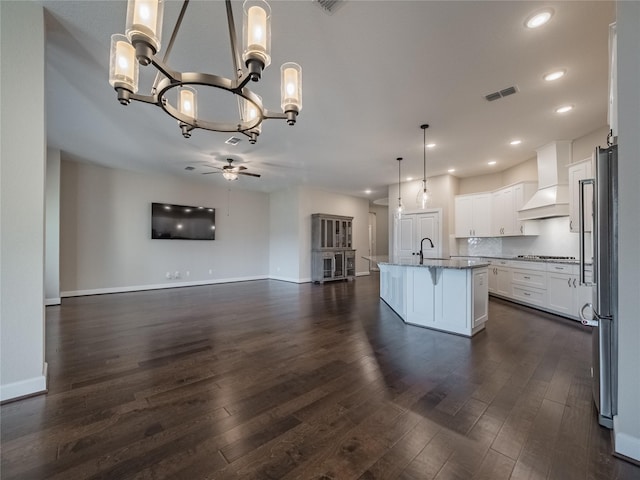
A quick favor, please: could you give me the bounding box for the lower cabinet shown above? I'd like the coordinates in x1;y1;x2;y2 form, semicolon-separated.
487;259;593;321
312;249;356;283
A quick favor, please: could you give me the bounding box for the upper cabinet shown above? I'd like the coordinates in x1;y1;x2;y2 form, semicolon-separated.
491;182;539;236
454;193;492;238
568;158;594;233
455;182;539;239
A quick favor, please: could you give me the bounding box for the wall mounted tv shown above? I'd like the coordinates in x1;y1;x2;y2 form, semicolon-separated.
151;202;215;240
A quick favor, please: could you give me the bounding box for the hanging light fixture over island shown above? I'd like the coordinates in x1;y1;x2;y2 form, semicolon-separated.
108;0;302;143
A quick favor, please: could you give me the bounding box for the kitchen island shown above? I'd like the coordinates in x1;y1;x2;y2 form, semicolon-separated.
378;258;490;337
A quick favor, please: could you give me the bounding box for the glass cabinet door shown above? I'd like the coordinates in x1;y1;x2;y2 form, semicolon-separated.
322;254;333;279
345;253;355;277
334;252;344;277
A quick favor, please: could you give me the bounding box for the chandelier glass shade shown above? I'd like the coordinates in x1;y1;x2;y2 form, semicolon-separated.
416;124;430;209
395;157;404;220
222;171;239;181
108;0;302;143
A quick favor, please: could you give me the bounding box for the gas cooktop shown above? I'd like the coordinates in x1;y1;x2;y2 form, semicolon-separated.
516;255;576;260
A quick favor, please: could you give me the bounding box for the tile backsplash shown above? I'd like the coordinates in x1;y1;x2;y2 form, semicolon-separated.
456;217;593;259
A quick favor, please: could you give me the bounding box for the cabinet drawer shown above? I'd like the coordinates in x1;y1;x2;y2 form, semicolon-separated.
512;285;546;307
510;260;547;272
547;263;578;274
511;269;546;289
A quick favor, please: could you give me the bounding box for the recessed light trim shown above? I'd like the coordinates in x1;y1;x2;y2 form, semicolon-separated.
426;143;436;149
364;189;372;194
525;8;554;29
544;69;566;82
406;177;413;181
555;104;574;114
488;161;497;166
510;139;522;146
448;168;455;173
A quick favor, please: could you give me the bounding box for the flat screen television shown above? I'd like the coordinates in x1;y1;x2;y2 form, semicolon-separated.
151;202;215;240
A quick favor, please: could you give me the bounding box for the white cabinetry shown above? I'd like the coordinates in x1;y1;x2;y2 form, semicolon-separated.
454;193;491;238
546;263;593;317
568;158;594;233
491;182;539;236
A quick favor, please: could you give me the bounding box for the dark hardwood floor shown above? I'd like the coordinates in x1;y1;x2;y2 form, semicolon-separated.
1;274;638;479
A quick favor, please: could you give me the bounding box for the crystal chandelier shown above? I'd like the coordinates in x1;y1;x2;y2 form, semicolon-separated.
416;123;430;209
108;0;302;143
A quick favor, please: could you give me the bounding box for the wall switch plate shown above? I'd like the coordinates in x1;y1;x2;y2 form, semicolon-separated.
166;272;172;279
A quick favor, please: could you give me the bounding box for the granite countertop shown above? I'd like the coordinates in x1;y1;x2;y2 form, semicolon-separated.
452;255;591;265
378;258;490;270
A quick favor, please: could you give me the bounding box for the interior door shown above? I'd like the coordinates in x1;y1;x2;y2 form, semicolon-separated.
395;215;416;263
416;213;440;258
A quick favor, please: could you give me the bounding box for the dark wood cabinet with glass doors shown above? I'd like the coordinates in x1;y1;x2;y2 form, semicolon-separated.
311;214;356;283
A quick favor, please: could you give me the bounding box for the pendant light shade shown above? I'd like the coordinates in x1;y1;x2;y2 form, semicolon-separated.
395;157;404;220
416;123;430;209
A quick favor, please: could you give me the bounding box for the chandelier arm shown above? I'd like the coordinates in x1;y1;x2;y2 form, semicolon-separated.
225;0;243;81
128;93;159;105
151;0;191;93
262;110;288;120
149;57;181;84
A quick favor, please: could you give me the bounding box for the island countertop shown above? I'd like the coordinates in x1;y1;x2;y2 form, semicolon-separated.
377;258;490;270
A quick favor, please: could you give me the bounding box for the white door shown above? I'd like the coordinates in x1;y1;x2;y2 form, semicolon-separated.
394;211;441;262
416;213;439;259
368;212;377;271
395;215;416;263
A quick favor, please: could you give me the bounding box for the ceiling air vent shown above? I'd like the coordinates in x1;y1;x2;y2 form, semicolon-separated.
184;166;195;171
314;0;345;15
225;136;242;146
484;85;519;102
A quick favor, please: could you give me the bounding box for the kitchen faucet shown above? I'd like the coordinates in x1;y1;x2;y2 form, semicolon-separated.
419;237;435;265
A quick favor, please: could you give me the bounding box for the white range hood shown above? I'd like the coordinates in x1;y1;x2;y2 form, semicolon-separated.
518;140;572;220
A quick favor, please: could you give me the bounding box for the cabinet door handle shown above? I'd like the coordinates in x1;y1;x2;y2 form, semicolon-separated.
573;278;577;287
554;266;564;270
570;220;573;230
523;292;531;296
520;225;524;234
524;276;530;279
567;278;572;287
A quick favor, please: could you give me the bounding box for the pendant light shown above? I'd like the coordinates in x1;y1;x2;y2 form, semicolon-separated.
395;157;404;219
417;123;430;209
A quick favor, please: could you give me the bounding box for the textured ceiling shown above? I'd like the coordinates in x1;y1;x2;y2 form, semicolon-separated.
42;0;614;201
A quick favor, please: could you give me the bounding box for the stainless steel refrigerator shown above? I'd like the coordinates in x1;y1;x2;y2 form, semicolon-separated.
579;144;617;429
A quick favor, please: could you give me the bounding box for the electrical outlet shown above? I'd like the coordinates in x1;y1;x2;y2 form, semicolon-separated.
174;271;181;279
166;272;172;279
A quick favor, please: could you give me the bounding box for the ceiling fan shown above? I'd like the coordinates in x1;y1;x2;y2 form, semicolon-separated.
202;159;261;181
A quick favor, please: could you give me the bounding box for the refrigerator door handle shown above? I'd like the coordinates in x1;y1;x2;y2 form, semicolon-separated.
580;303;598;326
579;178;595;286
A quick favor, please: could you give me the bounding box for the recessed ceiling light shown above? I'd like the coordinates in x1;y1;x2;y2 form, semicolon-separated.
426;143;436;149
555;105;574;114
448;168;456;173
544;69;566;82
525;8;554;29
365;189;372;194
488;161;497;166
510;139;522;146
406;177;413;181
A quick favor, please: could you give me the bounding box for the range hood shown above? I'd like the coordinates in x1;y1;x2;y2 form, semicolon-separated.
518;140;572;220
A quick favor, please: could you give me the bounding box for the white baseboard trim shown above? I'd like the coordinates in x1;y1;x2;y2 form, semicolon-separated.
269;276;311;284
45;297;61;306
614;416;640;461
61;276;269;298
1;362;48;402
356;271;371;277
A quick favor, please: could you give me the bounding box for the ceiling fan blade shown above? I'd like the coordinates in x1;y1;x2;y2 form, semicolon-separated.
238;172;261;178
201;171;220;175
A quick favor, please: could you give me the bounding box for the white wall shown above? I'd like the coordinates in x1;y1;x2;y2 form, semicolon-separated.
45;148;61;305
614;0;640;461
0;2;47;401
572;126;609;164
268;188;301;282
60;159;270;295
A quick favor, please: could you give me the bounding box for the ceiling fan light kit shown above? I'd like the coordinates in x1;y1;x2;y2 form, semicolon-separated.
108;0;302;143
202;158;261;181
